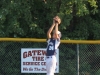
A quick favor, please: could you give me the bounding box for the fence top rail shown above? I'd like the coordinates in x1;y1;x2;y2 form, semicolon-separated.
0;38;100;44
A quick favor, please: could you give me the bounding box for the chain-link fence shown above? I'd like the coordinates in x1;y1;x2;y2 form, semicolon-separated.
79;44;100;75
0;39;100;75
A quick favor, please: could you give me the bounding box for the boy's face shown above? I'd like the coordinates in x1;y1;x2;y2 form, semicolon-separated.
52;32;59;39
52;33;56;39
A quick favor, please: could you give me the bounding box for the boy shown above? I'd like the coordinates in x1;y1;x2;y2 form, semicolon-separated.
46;16;61;75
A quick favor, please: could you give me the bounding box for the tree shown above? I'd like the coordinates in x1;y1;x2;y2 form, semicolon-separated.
0;0;99;40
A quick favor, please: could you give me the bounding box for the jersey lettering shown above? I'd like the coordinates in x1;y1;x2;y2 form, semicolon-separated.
49;46;54;50
46;38;60;56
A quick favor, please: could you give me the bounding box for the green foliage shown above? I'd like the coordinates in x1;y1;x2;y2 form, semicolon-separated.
95;69;100;75
0;0;100;39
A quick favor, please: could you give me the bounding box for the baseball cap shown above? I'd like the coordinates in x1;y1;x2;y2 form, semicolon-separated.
57;31;61;38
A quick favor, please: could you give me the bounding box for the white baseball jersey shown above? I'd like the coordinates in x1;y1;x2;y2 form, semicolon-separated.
46;38;60;75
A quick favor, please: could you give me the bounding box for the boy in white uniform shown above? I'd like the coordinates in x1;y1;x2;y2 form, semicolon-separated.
46;16;61;75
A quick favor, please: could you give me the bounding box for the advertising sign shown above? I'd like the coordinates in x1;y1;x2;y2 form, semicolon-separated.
21;48;59;73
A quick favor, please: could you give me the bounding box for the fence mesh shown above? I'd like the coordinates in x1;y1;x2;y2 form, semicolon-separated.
0;40;100;75
79;44;100;75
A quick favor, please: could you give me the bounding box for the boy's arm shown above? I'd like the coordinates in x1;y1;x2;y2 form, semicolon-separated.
54;22;59;39
47;20;55;39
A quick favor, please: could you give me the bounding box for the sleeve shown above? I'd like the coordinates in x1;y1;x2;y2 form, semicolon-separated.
57;38;60;42
47;38;50;43
55;38;60;49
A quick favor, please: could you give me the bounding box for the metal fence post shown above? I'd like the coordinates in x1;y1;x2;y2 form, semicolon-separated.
77;44;79;75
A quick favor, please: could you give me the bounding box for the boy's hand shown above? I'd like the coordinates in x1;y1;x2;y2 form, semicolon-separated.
53;18;56;25
53;16;61;25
